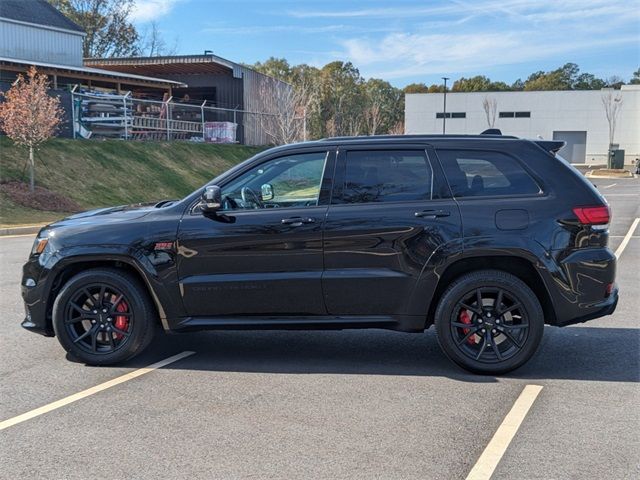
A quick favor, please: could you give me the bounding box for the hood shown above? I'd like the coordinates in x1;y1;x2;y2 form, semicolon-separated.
47;202;159;230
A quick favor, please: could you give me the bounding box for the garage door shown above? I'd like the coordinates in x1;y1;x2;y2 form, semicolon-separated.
552;131;587;164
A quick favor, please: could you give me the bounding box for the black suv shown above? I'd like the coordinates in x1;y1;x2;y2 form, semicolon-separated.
21;134;618;374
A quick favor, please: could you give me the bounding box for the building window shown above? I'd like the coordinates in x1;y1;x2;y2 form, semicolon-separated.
436;112;466;118
499;111;531;118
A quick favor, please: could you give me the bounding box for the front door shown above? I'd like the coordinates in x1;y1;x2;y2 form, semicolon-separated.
322;146;462;316
177;149;334;317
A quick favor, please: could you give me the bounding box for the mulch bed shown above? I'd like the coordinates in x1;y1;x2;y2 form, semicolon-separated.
0;181;82;212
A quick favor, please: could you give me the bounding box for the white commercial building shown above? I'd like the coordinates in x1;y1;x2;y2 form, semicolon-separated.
405;85;639;165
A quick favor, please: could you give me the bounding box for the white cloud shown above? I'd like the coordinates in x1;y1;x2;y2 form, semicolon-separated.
326;0;640;79
201;24;396;35
130;0;181;22
341;31;638;79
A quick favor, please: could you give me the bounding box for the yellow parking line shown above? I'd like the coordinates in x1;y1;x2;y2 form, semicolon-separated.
0;351;195;431
0;233;37;239
465;384;543;480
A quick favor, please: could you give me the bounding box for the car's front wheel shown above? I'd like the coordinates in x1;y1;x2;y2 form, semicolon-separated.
52;268;156;365
434;270;544;375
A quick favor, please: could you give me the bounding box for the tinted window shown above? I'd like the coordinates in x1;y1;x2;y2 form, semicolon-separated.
337;150;433;204
220;152;327;210
437;150;540;197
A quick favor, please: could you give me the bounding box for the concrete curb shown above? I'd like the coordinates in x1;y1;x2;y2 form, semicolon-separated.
0;224;45;237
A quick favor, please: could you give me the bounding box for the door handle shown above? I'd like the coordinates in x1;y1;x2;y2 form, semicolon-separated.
415;209;451;219
281;217;316;226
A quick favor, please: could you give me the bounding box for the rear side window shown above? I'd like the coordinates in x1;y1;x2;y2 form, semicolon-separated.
437;150;540;197
336;150;433;204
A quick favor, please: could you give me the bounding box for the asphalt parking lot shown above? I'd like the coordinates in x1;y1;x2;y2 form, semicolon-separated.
1;177;638;480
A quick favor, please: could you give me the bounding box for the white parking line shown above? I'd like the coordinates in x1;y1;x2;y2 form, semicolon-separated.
615;218;640;259
602;183;617;189
0;351;195;431
465;384;543;480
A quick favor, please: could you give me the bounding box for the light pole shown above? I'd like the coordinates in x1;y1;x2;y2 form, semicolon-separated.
442;77;449;134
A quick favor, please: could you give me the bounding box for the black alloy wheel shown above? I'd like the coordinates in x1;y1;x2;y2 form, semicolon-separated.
435;270;544;374
450;287;529;363
53;269;156;365
63;284;133;355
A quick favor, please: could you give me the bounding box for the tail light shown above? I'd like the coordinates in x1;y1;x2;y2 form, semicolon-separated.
572;205;610;225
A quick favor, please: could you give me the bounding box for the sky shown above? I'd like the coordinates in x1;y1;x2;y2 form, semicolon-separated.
130;0;640;87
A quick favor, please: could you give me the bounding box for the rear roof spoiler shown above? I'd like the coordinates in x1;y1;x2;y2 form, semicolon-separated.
535;140;566;154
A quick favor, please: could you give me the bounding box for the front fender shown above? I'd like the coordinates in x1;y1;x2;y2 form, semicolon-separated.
42;243;183;330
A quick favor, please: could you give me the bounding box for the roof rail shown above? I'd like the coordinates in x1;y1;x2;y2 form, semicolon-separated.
481;128;502;135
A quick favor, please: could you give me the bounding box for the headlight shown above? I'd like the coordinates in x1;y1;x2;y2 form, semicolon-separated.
31;237;49;255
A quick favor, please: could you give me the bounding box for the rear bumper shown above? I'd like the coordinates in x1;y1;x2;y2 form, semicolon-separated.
554;286;618;326
548;247;618;326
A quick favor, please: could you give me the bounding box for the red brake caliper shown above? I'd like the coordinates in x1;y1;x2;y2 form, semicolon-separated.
114;300;129;340
459;309;476;345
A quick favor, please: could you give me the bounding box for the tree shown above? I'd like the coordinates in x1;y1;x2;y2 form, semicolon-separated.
0;67;63;191
452;76;512;92
630;68;640;85
363;78;403;135
403;83;430;94
259;78;310;145
319;61;365;137
140;21;178;57
48;0;140;57
253;57;293;83
605;76;625;89
574;73;607;90
523;63;607;91
601;90;623;166
482;96;498;128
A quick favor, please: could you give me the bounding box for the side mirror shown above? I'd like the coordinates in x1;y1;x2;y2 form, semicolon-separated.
261;183;274;201
201;185;222;213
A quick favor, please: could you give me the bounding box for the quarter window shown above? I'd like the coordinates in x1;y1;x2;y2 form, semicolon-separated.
337;150;433;204
437;150;540;197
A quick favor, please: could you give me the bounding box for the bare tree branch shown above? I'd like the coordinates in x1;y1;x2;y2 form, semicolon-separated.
482;95;498;128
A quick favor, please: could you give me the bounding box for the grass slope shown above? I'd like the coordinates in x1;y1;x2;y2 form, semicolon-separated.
0;137;264;225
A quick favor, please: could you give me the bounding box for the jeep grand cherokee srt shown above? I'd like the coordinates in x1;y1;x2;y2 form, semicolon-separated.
21;133;618;374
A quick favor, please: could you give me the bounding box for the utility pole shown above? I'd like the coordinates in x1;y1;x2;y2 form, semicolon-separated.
442;77;449;134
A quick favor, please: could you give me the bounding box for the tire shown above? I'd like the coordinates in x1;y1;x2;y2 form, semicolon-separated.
52;268;156;365
434;270;544;375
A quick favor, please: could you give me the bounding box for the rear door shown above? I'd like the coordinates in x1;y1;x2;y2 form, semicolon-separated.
322;145;462;316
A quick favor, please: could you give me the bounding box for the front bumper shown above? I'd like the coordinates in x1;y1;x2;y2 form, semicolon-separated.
21;257;55;337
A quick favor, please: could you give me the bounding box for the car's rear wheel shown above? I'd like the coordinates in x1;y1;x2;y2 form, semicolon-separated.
52;268;155;365
434;270;544;374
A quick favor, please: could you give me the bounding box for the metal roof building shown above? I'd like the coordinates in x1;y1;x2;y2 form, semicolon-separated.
85;55;292;145
0;0;181;92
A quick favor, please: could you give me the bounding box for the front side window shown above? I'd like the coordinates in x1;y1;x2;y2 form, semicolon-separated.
219;151;327;210
437;149;540;197
336;150;433;204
